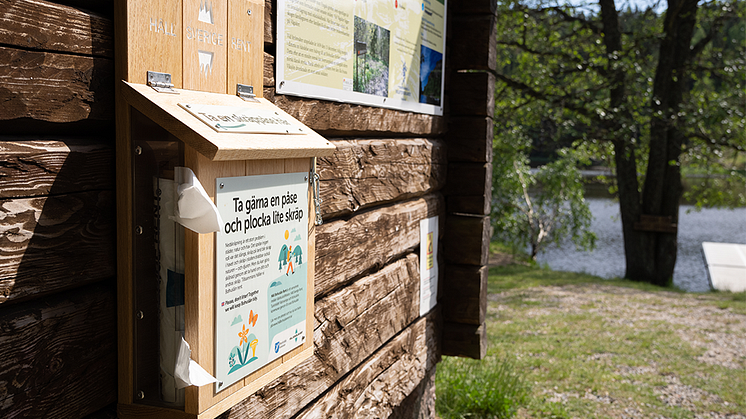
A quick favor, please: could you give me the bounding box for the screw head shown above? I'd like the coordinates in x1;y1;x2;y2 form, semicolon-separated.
137;391;145;400
247;9;251;15
135;226;143;235
135;146;142;155
220;183;225;189
136;311;144;320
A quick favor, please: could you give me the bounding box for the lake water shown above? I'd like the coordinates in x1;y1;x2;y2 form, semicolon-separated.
536;198;746;292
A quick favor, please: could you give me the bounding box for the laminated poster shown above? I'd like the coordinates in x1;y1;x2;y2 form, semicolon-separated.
276;0;447;115
214;172;308;392
419;216;438;316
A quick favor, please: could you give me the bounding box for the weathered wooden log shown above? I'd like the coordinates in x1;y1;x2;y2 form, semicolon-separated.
389;365;437;419
315;193;443;297
0;47;114;123
263;52;274;87
263;0;273;45
295;310;439;419
442;264;487;325
447;116;493;163
314;254;420;376
0;190;116;304
0;0;114;58
447;195;491;216
448;14;496;72
224;254;428;418
318;139;446;218
54;0;114;17
445;162;492;197
442;321;486;360
443;214;490;266
0;139;114;199
447;71;495;118
267;89;445;136
0;281;117;418
450;0;498;15
445;162;492;215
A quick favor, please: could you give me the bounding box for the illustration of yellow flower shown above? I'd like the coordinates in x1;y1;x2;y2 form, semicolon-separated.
238;324;249;346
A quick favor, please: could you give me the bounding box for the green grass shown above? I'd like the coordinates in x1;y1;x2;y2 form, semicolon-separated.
436;356;529;419
435;254;746;418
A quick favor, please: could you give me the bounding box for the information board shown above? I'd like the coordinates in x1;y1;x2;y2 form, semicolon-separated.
214;172;308;392
276;0;447;116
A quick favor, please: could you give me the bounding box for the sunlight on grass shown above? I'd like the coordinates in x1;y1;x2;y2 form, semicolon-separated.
436;254;746;418
436;356;529;419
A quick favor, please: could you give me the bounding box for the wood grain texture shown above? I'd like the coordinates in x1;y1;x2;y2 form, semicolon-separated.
445;162;492;197
318;139;446;218
443;215;490;266
268;90;445;136
295;310;439;419
54;0;114;17
442;321;486;360
0;47;114;123
448;14;496;72
223;253;428;419
0;281;117;418
263;0;273;45
389;365;437;419
447;116;493;163
314;254;420;376
263;52;274;87
446;195;491;216
442;265;487;325
0;0;113;57
0;139;114;198
447;71;495;118
120;82;335;162
450;0;498;15
315;193;443;298
227;0;265;98
0;190;115;304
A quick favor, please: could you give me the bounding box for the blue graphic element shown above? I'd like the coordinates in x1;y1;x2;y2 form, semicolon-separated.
270;281;282;288
275;342;280;353
166;270;185;307
231;315;243;326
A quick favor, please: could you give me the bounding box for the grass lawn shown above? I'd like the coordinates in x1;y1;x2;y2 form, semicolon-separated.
436;260;746;418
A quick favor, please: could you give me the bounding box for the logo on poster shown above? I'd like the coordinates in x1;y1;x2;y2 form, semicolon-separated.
426;232;434;269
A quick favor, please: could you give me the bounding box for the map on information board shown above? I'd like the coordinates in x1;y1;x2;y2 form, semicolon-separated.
214;172;308;392
276;0;447;116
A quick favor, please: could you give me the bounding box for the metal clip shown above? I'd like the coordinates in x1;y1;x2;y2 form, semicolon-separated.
147;71;178;94
311;158;323;226
237;84;258;102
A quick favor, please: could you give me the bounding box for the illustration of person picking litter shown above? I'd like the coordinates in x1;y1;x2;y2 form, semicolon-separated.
286;244;294;275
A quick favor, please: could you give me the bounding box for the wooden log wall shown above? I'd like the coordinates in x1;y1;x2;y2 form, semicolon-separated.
0;0;493;417
441;1;497;359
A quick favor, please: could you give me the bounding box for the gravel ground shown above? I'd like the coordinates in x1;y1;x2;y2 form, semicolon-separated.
489;284;746;418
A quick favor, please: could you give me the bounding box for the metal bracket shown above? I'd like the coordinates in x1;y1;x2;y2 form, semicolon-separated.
237;83;258;101
147;71;178;94
311;158;323;226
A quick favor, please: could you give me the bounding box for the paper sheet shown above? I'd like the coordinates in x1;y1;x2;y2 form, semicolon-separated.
174;338;219;388
173;167;223;234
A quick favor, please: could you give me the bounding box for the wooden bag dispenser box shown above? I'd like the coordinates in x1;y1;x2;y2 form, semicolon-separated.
115;1;334;418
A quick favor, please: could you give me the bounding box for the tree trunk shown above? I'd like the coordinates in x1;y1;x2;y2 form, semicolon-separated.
601;0;699;286
636;0;699;285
